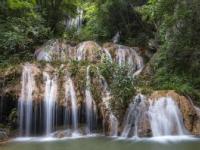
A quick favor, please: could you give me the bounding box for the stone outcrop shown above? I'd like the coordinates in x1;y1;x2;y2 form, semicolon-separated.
149;90;200;136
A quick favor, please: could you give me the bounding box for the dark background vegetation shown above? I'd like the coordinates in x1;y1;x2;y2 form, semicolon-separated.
0;0;200;105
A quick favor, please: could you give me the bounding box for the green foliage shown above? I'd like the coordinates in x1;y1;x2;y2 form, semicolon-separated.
0;14;51;53
37;0;78;35
0;0;78;69
7;0;36;10
77;0;153;45
0;0;79;60
0;0;52;63
99;60;135;118
110;66;135;107
139;0;200;103
79;2;108;41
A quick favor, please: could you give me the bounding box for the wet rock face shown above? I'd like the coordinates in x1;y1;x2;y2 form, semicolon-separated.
192;107;200;135
149;90;200;136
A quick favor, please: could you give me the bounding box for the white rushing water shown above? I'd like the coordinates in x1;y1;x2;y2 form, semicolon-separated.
103;48;113;62
77;42;87;61
65;76;78;132
97;68;118;136
112;32;120;43
85;66;97;134
114;45;144;76
66;9;83;31
116;46;126;66
43;72;58;136
18;64;36;136
148;97;187;137
121;94;146;138
109;113;119;137
36;40;59;62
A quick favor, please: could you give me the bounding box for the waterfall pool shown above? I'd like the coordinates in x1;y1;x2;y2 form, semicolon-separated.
1;136;200;150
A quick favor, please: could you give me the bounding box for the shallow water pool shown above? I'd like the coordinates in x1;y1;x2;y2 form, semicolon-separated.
1;136;200;150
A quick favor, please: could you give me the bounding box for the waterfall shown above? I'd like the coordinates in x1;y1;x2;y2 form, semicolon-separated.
103;48;113;62
77;42;86;61
43;72;58;136
109;114;119;136
65;76;78;132
132;49;144;77
116;46;126;66
97;68;118;136
85;66;97;134
115;45;144;76
66;9;83;31
112;32;120;43
36;40;59;62
121;94;146;138
148;97;187;137
18;64;35;136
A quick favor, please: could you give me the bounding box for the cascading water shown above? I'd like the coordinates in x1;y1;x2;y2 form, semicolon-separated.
115;45;144;76
77;42;86;61
103;48;113;62
65;76;78;132
121;94;147;138
18;64;35;136
97;68;118;136
85;66;97;134
109;114;119;137
132;50;144;77
148;97;187;137
66;9;83;31
116;46;126;66
36;40;59;62
112;32;120;43
43;72;58;136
